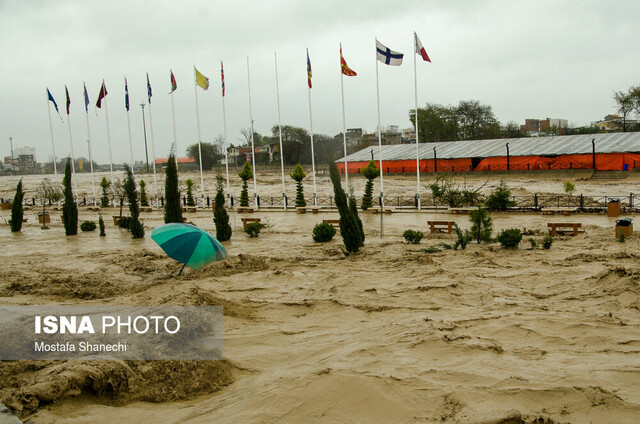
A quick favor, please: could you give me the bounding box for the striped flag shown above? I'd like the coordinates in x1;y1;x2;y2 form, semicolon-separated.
124;77;130;111
65;85;71;115
146;73;152;104
221;61;225;97
414;32;431;62
307;49;312;88
96;81;108;108
340;46;357;76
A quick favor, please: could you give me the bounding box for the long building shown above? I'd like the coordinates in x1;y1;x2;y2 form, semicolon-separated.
336;132;640;174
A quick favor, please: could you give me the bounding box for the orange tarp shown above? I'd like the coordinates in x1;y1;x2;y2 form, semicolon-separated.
336;158;473;174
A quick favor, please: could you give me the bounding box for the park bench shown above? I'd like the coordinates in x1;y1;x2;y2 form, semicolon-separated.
541;207;578;216
448;207;478;215
427;220;456;234
323;219;340;230
237;207;254;214
547;222;584;236
241;217;262;229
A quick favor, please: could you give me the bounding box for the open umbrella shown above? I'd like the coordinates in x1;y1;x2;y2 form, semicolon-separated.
151;223;227;275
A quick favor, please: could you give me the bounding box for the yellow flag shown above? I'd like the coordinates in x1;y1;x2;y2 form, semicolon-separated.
195;68;209;90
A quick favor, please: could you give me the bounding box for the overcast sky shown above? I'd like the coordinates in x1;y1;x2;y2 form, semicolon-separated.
1;0;639;164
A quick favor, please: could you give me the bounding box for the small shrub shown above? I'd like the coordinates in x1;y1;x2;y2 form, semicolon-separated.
439;243;453;250
529;238;537;249
80;221;97;232
118;216;132;230
497;228;523;248
542;235;553;249
563;181;576;196
453;224;471;250
313;222;336;242
470;207;492;243
619;233;626;243
244;222;262;237
421;246;442;253
403;229;424;244
99;215;106;237
485;180;516;211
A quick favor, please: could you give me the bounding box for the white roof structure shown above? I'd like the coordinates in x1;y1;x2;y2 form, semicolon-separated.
338;132;640;162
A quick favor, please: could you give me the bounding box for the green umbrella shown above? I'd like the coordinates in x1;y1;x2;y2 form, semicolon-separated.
151;223;227;275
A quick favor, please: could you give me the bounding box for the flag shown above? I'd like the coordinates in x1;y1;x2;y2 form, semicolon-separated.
306;49;312;88
221;61;225;97
124;77;130;111
340;45;357;76
170;70;177;93
376;39;404;66
47;88;60;114
195;67;209;90
414;32;431;62
65;85;71;115
146;73;152;104
83;82;90;113
96;81;108;109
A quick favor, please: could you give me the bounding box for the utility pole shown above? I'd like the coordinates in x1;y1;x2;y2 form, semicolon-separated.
140;102;150;172
9;136;15;173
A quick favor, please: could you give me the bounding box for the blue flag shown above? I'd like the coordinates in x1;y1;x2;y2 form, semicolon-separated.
83;82;90;113
125;77;130;111
47;88;60;113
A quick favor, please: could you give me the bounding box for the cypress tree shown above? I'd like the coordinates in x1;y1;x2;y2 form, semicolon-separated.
164;153;183;223
10;179;24;232
124;165;145;238
99;215;106;236
139;180;149;206
290;163;307;207
185;178;195;206
100;177;111;207
213;175;232;241
360;160;379;210
349;195;365;246
238;162;253;207
62;158;78;236
329;161;364;254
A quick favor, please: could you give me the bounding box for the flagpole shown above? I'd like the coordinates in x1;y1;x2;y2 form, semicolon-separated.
46;90;58;176
375;39;384;207
65;108;78;196
170;70;179;172
147;100;158;192
124;78;134;175
247;56;258;207
193;67;206;200
83;85;96;203
103;83;115;190
274;52;286;209
413;32;421;211
221;61;231;197
340;43;349;196
307;48;317;206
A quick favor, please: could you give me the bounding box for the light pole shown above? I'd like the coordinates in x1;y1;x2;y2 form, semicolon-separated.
8;136;15;173
140;102;150;172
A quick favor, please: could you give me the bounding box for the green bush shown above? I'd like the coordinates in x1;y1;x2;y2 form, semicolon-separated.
80;221;97;232
290;164;307;208
360;160;379;210
453;224;471;250
497;228;523;248
313;222;336;242
10;180;24;233
484;180;516;211
99;215;106;237
470;208;492;243
118;216;132;230
244;222;262;237
529;238;537;249
329;162;364;254
541;235;553;249
238;162;253;207
403;229;424;244
564;181;576;195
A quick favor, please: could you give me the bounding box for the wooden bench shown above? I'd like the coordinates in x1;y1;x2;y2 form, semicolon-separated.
237;207;254;214
87;207;100;212
427;220;456;234
323;219;340;230
542;207;578;216
448;207;478;215
547;222;584;236
241;217;261;229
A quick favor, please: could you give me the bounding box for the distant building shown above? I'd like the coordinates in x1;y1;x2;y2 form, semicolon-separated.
154;157;198;171
4;146;39;173
592;114;639;131
401;128;416;143
521;118;568;136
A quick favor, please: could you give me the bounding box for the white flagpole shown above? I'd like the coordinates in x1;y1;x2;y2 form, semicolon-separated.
170;70;179;172
221;61;231;197
65;108;78;196
125;78;134;174
413;32;421;211
340;42;349;196
375;39;384;207
46;90;58;176
193;67;206;200
147;100;158;191
307;48;317;206
83;87;96;203
102;83;115;188
274;52;286;209
247;56;258;207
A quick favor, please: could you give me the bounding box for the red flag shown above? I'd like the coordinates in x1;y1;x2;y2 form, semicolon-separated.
96;81;108;108
221;61;225;97
306;50;312;89
340;45;357;77
170;70;177;93
414;32;431;63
